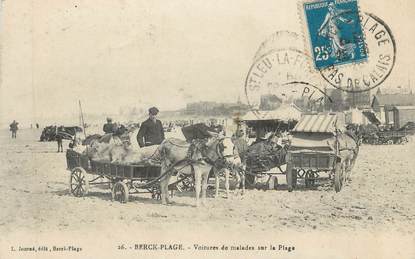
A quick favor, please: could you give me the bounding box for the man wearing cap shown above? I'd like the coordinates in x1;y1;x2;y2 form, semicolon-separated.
103;117;116;134
137;107;165;147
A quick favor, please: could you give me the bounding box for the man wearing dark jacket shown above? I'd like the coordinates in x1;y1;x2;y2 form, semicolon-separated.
9;120;18;138
137;107;165;147
103;117;116;134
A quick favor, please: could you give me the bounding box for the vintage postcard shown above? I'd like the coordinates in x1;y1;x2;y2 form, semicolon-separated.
0;0;414;258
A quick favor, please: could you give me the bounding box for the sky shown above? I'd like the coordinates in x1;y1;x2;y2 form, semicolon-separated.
1;0;414;127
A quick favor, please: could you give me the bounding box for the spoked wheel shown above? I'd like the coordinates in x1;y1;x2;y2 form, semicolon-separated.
244;170;256;188
69;167;89;197
286;164;296;192
112;181;129;203
305;172;310;187
175;173;194;192
268;175;278;190
292;170;298;188
334;162;344;192
151;186;161;200
305;170;317;188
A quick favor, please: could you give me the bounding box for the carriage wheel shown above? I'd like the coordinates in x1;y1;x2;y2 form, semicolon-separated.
244;170;256;188
334;162;344;192
292;170;298;188
112;181;129;203
150;186;162;200
286;164;295;192
175;173;194;192
387;139;393;145
268;175;278;190
305;171;315;188
69;167;89;197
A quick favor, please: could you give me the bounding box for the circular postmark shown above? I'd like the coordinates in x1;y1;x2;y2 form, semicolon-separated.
319;12;396;92
244;32;331;116
253;31;305;62
245;48;331;116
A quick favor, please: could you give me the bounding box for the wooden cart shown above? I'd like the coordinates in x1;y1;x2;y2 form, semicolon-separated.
286;113;359;192
66;149;191;203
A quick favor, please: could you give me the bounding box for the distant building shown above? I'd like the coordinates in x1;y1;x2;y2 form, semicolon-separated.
324;88;347;111
389;106;415;129
259;94;282;110
324;87;371;111
371;92;415;125
346;90;371;109
293;96;324;112
185;101;249;116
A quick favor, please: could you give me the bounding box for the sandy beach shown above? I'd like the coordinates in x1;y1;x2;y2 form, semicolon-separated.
0;128;414;258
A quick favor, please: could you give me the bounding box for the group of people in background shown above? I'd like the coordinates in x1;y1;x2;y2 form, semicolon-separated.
9;121;41;139
8;106;240;154
102;106;165;148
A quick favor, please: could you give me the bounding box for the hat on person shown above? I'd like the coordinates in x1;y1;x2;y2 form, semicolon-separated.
149;107;159;115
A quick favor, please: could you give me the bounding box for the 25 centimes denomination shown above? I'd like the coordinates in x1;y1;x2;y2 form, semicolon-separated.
302;0;368;69
319;12;396;92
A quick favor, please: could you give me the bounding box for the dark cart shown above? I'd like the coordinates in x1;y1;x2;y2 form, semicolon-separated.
66;149;190;203
41;126;82;142
376;130;408;145
241;108;299;190
245;142;288;190
286;113;359;192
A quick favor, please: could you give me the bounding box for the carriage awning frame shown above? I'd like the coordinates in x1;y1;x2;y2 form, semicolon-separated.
240;105;302;122
292;113;345;133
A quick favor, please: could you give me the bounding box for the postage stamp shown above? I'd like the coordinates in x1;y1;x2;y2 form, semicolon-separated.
302;0;367;69
319;12;396;92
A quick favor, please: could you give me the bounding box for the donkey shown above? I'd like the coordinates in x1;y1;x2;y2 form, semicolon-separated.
210;136;246;198
158;137;239;207
211;162;245;199
338;130;360;173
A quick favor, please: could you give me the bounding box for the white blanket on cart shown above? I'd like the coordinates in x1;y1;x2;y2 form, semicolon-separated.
84;137;160;164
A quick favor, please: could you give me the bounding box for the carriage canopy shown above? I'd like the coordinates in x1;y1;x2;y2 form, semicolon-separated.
292;113;345;133
290;113;347;151
241;104;302;122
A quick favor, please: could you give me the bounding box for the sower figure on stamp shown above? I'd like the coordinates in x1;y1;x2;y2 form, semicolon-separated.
137;107;165;147
9;120;18;139
318;2;354;59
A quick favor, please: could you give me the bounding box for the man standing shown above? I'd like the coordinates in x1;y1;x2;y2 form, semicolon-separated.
137;107;165;147
56;126;64;152
9;120;18;138
232;129;248;163
103;117;116;134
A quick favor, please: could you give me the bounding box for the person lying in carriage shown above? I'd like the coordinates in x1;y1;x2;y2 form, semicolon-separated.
181;122;222;142
181;122;222;160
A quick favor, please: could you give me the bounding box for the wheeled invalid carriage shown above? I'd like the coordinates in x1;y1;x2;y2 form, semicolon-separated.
285;113;359;192
66;149;191;203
